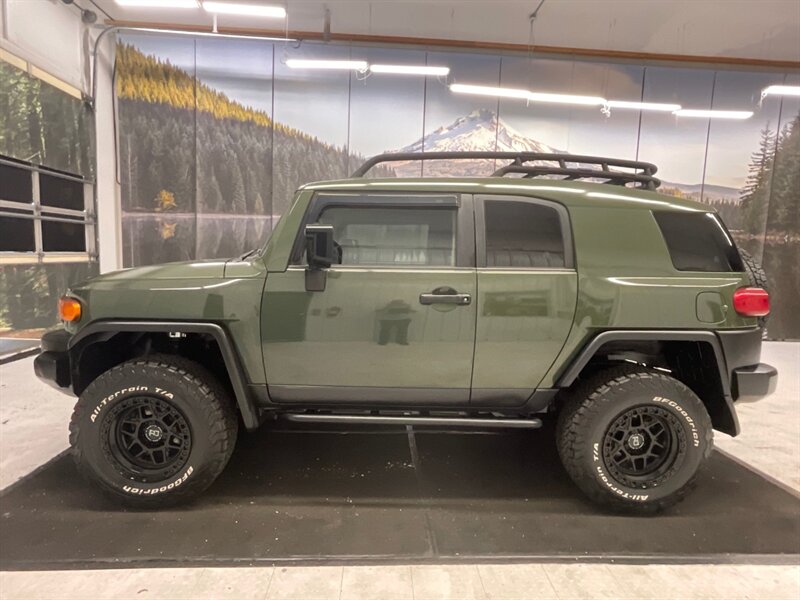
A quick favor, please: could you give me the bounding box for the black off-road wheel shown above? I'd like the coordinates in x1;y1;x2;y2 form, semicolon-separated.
69;355;238;508
557;366;713;514
738;248;769;330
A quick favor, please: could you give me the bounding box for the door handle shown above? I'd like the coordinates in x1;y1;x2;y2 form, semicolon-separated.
419;292;472;306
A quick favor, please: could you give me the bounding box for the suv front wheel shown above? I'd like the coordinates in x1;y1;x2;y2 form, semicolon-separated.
557;367;712;513
69;355;238;507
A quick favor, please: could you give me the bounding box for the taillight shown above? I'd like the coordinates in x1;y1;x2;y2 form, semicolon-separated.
58;296;82;322
733;287;770;317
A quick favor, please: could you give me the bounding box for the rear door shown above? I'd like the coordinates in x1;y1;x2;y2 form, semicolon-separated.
471;195;578;406
261;192;477;405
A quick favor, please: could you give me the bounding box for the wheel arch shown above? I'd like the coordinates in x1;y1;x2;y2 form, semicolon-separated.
69;321;262;430
555;330;739;436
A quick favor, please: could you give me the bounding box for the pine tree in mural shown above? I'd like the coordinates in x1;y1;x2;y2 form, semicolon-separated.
740;124;776;234
741;116;800;237
770;115;800;235
0;62;92;176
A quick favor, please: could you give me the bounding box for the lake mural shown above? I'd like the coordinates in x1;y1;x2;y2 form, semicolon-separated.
115;34;799;339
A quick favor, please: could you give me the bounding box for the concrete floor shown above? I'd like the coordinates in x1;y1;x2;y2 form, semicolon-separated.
0;342;798;599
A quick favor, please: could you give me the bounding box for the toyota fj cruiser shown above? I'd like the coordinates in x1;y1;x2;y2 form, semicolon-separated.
35;152;777;513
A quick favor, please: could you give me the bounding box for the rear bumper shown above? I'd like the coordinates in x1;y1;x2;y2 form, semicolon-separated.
732;363;778;403
33;329;73;394
717;328;777;403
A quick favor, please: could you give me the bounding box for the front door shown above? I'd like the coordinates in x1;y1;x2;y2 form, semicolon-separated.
262;192;477;405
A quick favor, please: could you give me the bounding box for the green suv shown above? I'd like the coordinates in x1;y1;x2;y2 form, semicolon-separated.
35;152;777;513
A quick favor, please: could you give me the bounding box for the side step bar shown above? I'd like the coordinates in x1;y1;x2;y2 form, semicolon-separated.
282;413;542;429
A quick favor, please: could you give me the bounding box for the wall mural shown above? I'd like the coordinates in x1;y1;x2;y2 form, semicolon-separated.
116;34;799;340
0;59;97;334
0;61;94;177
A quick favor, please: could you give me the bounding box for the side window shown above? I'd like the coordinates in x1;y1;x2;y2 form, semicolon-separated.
318;206;457;266
484;200;566;268
654;211;744;272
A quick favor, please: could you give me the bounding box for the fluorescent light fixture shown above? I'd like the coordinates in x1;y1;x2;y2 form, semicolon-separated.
762;85;800;97
450;83;531;100
674;109;753;120
527;91;606;106
607;100;682;112
369;64;450;76
450;83;604;107
202;2;286;17
286;59;368;71
116;0;198;7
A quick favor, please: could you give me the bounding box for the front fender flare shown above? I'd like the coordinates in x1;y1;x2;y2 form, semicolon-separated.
70;321;261;430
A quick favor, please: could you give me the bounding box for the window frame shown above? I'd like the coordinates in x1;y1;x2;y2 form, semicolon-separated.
0;157;95;265
474;194;575;270
289;191;475;269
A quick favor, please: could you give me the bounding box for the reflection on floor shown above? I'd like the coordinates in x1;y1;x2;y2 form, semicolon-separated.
0;342;798;599
0;337;40;361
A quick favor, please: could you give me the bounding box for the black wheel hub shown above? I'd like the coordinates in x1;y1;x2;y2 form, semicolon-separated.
102;396;192;483
602;405;686;489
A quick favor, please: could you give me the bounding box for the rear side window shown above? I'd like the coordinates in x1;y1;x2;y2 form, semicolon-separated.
654;212;744;272
484;200;566;268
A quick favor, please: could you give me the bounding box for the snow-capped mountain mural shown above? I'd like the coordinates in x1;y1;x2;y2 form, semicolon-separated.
389;109;560;177
387;109;741;202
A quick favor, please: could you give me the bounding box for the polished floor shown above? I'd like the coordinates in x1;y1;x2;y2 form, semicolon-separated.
0;343;798;599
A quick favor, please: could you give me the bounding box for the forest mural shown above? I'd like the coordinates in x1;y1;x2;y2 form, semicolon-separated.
0;59;96;333
115;34;799;339
0;62;93;177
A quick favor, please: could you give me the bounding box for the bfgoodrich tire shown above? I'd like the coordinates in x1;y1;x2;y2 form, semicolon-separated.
69;355;238;508
557;366;712;514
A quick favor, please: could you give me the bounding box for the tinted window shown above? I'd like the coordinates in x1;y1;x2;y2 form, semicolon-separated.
484;200;566;268
42;220;86;252
0;163;33;204
654;212;744;272
0;216;35;252
318;207;456;266
40;174;85;211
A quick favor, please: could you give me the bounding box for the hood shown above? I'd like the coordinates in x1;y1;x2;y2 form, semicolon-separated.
86;259;228;283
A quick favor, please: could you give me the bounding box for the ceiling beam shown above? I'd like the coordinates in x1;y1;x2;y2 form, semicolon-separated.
105;19;800;70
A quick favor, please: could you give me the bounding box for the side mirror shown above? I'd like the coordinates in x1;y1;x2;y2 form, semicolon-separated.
305;225;337;269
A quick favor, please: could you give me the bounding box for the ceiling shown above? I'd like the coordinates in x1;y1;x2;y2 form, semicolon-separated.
89;0;800;63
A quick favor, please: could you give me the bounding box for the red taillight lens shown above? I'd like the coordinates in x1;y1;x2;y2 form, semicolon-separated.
733;287;770;317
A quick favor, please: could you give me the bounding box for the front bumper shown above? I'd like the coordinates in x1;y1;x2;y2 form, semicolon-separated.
732;363;778;403
33;329;72;393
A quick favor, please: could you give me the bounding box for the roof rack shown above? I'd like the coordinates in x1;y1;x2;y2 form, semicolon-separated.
351;151;661;190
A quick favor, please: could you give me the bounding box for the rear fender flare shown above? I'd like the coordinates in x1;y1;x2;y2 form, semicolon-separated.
555;330;738;436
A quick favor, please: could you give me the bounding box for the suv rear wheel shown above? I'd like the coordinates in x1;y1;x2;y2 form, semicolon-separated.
557;366;712;513
69;355;238;507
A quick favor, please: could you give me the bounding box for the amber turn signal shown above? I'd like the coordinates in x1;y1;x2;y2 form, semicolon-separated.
58;297;82;322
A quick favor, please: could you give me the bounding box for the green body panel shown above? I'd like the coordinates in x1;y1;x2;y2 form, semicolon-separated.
66;260;268;384
538;205;754;388
471;270;577;394
63;176;758;401
261;267;477;395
